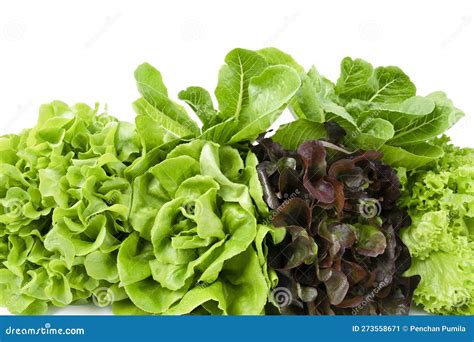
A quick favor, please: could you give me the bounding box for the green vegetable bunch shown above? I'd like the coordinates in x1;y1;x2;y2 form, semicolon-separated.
0;102;140;313
117;139;283;314
0;47;297;315
131;49;300;149
399;137;474;315
0;46;472;316
250;49;472;315
268;53;464;170
112;47;297;314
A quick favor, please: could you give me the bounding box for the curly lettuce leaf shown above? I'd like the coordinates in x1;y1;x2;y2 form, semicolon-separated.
400;139;474;314
0;102;140;314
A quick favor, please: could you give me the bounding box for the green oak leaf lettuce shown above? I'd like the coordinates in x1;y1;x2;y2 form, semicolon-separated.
0;102;140;314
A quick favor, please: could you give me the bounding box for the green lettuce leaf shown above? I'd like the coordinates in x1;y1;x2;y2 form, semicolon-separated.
400;139;474;314
0;102;140;314
228;65;301;143
121;140;279;315
215;48;268;120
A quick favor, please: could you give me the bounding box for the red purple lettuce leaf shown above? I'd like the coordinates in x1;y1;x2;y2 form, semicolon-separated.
253;131;418;315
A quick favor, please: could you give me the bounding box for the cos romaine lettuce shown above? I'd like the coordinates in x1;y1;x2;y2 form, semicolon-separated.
133;48;301;148
263;50;465;170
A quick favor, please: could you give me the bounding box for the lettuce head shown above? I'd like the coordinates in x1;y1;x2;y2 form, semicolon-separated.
399;137;474;315
116;139;283;315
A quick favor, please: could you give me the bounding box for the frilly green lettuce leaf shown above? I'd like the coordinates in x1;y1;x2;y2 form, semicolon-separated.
0;101;141;314
400;140;474;314
404;246;474;315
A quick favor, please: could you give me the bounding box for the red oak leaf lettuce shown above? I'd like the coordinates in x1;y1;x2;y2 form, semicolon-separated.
253;133;419;315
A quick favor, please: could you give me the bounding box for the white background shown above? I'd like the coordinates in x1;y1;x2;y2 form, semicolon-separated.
0;0;472;315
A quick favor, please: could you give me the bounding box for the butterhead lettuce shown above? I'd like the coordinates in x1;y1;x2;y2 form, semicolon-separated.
116;139;283;315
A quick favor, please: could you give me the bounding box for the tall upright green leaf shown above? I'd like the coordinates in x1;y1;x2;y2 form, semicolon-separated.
257;47;306;119
357;96;435;129
322;101;359;132
336;58;415;105
272;119;327;150
380;143;444;169
135;63;169;99
134;63;199;135
200;120;239;145
178;86;219;130
133;98;195;150
295;67;330;123
215;48;267;120
228;65;301;143
257;47;305;74
352;118;394;149
336;57;376;102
